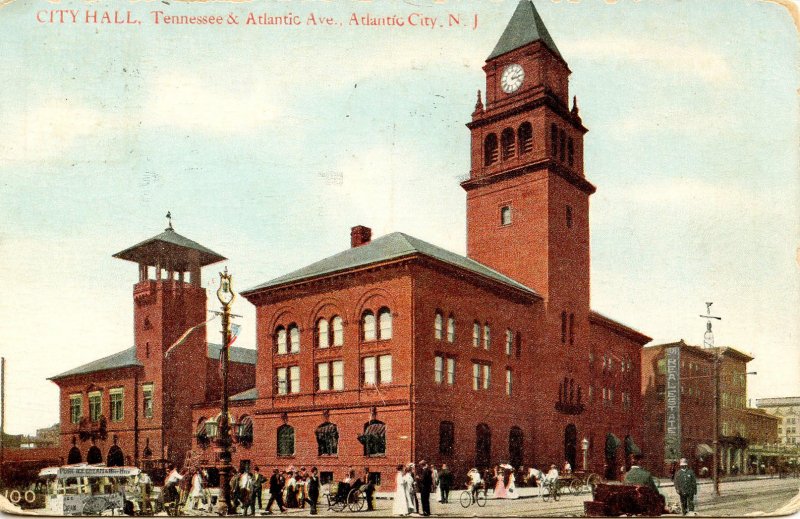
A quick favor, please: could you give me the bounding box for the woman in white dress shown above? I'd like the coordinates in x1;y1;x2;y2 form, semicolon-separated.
506;471;519;499
186;470;204;511
403;464;416;515
392;465;409;516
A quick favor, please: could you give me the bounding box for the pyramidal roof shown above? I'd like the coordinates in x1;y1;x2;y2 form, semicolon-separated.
488;0;562;60
113;227;226;269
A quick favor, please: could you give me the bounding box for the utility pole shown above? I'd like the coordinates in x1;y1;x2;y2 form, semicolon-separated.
216;268;235;513
700;303;722;496
1;357;5;486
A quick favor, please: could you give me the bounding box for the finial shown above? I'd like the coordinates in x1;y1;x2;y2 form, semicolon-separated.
571;95;579;115
165;211;173;231
474;89;484;112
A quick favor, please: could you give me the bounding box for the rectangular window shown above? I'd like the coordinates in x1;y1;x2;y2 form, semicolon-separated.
473;322;480;348
446;357;455;385
505;329;513;356
505;369;512;396
482;364;491;389
142;384;154;419
88;391;102;422
500;205;512;226
657;358;666;374
472;363;480;390
110;388;124;422
363;357;377;386
434;355;444;384
483;324;491;350
318;362;330;391
277;367;288;395
379;355;392;384
332;360;344;391
289;366;300;394
447;317;455;343
363;355;392;386
69;394;82;424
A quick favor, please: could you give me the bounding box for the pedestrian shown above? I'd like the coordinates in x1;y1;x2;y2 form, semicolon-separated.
403;464;416;515
178;468;192;509
361;466;375;511
392;464;410;516
466;468;482;502
186;469;204;511
432;464;440;504
419;460;433;516
265;468;286;514
238;466;252;515
304;467;320;515
623;453;658;493
251;466;266;514
229;468;241;513
137;470;153;515
438;464;452;504
674;458;698;516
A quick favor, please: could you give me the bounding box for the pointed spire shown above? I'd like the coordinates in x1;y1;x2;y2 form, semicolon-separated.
571;95;579;115
488;0;562;61
474;90;484;113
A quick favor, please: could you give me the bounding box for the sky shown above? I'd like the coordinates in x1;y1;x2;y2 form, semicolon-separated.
0;0;797;434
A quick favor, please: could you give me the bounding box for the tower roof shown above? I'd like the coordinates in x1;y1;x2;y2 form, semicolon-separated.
113;227;226;269
488;0;562;61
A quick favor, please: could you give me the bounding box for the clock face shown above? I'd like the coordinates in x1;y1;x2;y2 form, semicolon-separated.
501;63;525;94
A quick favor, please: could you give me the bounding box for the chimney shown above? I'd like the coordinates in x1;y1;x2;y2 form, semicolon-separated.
350;225;372;248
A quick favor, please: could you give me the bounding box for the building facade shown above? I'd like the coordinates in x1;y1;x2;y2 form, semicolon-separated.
192;1;650;489
641;341;779;477
49;225;256;468
756;397;800;446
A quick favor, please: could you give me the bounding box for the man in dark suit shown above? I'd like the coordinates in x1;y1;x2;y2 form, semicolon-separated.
361;467;375;511
249;466;266;515
304;467;320;515
265;468;286;514
673;458;698;515
438;464;452;504
419;460;434;516
623;453;659;493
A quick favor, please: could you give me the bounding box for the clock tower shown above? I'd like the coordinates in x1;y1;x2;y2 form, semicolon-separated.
463;0;596;351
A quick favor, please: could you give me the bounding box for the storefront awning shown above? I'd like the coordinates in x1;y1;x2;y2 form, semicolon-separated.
696;443;713;458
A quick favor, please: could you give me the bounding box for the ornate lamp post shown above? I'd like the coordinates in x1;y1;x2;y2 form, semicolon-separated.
582;437;590;471
216;267;235;513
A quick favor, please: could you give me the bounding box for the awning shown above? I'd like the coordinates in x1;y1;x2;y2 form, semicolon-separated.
363;423;386;437
624;435;641;456
696;443;713;458
605;433;621;458
315;422;338;438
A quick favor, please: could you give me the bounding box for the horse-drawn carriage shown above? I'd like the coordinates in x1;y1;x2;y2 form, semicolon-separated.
324;482;367;512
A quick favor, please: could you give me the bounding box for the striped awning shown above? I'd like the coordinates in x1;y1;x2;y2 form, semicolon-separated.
696;443;713;457
316;422;338;437
364;423;386;436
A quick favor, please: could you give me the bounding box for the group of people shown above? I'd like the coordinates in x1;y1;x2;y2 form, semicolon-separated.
392;460;443;516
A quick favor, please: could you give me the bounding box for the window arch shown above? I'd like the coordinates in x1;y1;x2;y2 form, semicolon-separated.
559;129;567;162
509;426;524;468
447;314;456;343
484;133;499;166
288;324;300;353
501;128;515;160
332;316;344;346
550;124;558;157
277;424;295;456
362;311;376;341
439;421;455;456
378;307;392;340
518;122;533;154
87;445;102;464
238;415;254;446
316;318;330;349
316;422;339;456
275;326;287;355
67;446;82;464
107;445;124;467
473;321;481;347
475;423;491;469
434;311;443;340
359;420;386;457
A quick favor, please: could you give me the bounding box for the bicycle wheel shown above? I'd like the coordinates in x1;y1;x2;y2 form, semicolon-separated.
348;489;365;512
476;490;487;507
542;486;551;502
569;478;582;495
459;490;472;508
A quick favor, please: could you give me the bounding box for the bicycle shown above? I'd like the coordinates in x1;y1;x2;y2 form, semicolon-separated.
541;479;561;502
459;487;487;508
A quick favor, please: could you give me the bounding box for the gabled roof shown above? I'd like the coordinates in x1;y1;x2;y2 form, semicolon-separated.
242;232;539;298
113;227;226;269
50;344;256;381
488;0;562;61
231;387;258;401
589;310;651;345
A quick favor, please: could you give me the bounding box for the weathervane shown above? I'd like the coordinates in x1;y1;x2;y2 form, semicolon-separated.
165;211;173;231
699;302;722;349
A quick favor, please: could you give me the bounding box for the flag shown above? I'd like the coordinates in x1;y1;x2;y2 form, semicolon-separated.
229;323;241;347
164;314;218;358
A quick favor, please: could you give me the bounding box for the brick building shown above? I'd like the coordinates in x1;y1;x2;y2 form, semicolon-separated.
192;0;650;489
641;341;779;477
756;397;800;446
49;224;255;468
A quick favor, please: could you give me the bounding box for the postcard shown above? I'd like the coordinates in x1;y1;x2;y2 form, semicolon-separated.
0;0;798;516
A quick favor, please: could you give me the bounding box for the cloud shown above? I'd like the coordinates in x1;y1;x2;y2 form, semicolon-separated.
562;36;732;84
141;70;283;134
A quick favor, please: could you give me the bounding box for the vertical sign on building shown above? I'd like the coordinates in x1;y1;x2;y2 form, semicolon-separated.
665;346;681;462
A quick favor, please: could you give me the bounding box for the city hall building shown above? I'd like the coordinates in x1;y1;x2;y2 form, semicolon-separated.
192;0;651;488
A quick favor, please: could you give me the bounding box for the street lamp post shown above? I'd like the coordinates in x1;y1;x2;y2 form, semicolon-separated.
216;267;236;513
582;438;589;471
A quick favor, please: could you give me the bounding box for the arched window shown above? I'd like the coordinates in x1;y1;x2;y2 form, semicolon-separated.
277;424;295;456
505;329;513;355
315;422;339;456
447;315;456;343
67;446;82;464
509;427;524;468
439;421;455;456
378;307;392;340
362;311;376;341
559;129;567;162
473;321;481;347
484;133;499;166
568;137;575;166
317;318;329;349
238;415;254;446
550;124;558;157
107;445;124;467
87;445;103;464
332;316;344;346
275;326;287;355
518;122;533;154
561;312;567;344
359;420;386;457
288;324;300;353
475;423;491;469
501;128;515;160
483;323;491;350
434;311;443;340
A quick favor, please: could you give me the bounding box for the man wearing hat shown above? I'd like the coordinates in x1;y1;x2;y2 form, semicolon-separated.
673;458;698;515
623;453;659;493
418;460;434;516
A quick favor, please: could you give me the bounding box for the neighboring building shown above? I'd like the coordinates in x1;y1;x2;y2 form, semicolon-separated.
192;0;650;489
756;397;800;445
641;341;779;476
49;224;256;467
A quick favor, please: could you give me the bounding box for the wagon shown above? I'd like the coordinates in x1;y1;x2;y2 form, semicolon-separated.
324;482;366;512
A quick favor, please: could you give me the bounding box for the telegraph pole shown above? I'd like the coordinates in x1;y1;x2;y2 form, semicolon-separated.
1;357;5;486
700;303;722;496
